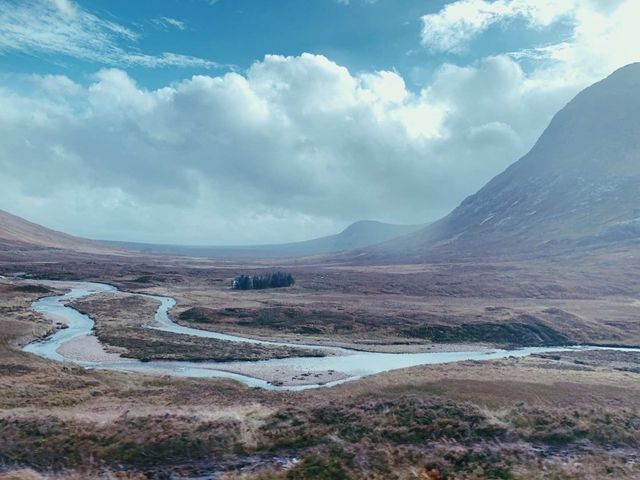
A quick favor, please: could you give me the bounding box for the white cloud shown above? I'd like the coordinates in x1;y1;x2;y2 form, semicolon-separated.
0;0;217;68
523;0;640;86
0;52;576;243
30;74;82;96
122;52;219;69
335;0;378;5
152;17;186;31
421;0;590;53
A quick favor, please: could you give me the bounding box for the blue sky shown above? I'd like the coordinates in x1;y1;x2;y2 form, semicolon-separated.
1;0;571;89
0;0;638;244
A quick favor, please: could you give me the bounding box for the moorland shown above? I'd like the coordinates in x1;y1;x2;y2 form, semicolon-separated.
1;246;640;479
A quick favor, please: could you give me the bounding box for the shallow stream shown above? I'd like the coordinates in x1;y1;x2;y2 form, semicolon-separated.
22;281;640;391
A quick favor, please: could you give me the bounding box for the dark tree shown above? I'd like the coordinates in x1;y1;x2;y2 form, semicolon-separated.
232;272;295;290
234;274;253;290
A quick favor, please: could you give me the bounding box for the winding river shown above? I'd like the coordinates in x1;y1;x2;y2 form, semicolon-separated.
20;281;640;391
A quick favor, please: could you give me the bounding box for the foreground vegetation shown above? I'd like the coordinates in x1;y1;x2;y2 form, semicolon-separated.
2;363;640;479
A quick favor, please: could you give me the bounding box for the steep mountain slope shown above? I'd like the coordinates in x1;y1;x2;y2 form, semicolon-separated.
109;220;424;258
375;63;640;259
0;209;123;255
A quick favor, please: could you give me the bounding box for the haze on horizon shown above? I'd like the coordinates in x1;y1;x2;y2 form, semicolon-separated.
0;0;639;246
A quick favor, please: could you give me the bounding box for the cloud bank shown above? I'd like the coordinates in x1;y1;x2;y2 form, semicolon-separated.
0;54;581;243
0;0;638;244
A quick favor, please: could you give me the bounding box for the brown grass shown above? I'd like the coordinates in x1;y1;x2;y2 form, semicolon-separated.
2;251;640;478
69;293;323;362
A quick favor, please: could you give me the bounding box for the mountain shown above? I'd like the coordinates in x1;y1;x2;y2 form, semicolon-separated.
108;220;424;258
0;209;123;255
282;220;425;255
370;63;640;260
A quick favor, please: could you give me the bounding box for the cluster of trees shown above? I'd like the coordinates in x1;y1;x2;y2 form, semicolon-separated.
232;271;295;290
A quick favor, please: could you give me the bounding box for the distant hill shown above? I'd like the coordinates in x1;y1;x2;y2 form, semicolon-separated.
366;63;640;260
0;209;123;255
108;220;425;258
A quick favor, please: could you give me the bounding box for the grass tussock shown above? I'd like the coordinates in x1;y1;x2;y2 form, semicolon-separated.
4;395;638;479
0;414;244;470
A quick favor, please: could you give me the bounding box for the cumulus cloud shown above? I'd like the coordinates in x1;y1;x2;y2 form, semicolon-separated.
0;0;217;68
420;0;614;53
421;0;640;105
523;0;640;86
0;52;577;244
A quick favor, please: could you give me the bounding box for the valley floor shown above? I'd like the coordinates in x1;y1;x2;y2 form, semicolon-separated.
2;250;640;478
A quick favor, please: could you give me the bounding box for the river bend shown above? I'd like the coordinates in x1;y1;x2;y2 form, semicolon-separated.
21;281;640;391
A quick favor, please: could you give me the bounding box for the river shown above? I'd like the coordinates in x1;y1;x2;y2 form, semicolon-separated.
21;281;640;391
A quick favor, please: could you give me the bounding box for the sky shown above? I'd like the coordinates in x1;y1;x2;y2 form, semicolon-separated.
0;0;639;245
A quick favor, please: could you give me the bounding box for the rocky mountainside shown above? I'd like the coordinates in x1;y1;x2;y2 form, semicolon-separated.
373;63;640;259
